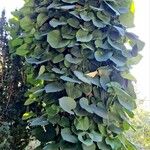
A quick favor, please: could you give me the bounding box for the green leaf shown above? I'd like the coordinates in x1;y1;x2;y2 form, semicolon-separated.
52;68;65;74
76;29;93;42
67;18;79;28
92;105;108;119
20;16;33;31
74;71;91;84
53;54;64;63
60;76;82;84
47;30;70;48
74;117;90;131
105;137;122;150
62;0;79;4
24;98;37;106
45;83;64;93
100;76;110;90
110;54;126;67
30;116;49;126
108;124;123;134
97;12;110;23
121;72;136;82
56;5;76;10
97;142;111;150
37;13;49;27
118;134;137;150
37;73;55;81
119;12;134;28
65;54;82;64
43;143;59;150
111;84;136;111
46;104;60;117
79;98;93;113
16;43;29;56
49;18;67;28
80;11;93;21
91;130;102;142
127;54;142;65
59;97;76;114
78;132;94;146
108;37;125;51
102;1;120;16
65;83;82;99
11;38;23;47
26;57;51;65
82;144;96;150
61;128;78;143
92;17;106;28
94;50;113;62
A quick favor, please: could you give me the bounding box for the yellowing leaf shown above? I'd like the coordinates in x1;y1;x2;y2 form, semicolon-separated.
22;111;34;120
86;71;98;78
38;65;45;76
130;1;135;14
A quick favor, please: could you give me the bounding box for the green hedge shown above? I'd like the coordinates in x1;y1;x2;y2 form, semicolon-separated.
10;0;144;149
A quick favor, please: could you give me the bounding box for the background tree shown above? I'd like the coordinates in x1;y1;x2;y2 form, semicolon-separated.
0;10;29;149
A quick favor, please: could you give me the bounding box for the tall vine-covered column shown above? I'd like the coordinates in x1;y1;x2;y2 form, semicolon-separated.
10;0;144;149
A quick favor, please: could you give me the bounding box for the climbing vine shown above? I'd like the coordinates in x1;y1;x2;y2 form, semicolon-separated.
10;0;144;149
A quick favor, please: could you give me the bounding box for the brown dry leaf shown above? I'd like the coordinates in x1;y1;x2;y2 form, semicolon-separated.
86;70;98;78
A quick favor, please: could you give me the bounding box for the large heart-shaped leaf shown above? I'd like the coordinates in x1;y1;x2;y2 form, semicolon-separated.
45;83;64;93
78;132;94;146
67;18;79;28
61;128;78;143
74;71;91;84
74;117;90;131
59;97;76;114
110;53;126;67
65;54;82;64
37;13;49;27
91;130;102;142
20;16;33;31
47;30;70;48
49;18;67;28
65;83;82;99
79;98;93;113
92;104;108;119
76;29;93;42
94;50;113;62
110;83;136;111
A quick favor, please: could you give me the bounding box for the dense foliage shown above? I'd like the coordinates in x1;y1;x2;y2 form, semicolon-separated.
9;0;144;149
0;10;29;149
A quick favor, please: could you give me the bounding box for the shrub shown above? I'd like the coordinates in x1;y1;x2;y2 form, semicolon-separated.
126;106;150;150
10;0;144;149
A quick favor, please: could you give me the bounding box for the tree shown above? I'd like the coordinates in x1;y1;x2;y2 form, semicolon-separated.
10;0;144;149
0;10;29;149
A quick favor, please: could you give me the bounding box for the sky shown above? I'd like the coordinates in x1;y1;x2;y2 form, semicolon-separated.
0;0;150;108
130;0;150;105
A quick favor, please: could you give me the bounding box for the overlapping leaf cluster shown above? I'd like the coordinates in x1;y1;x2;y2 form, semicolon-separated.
10;0;144;149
